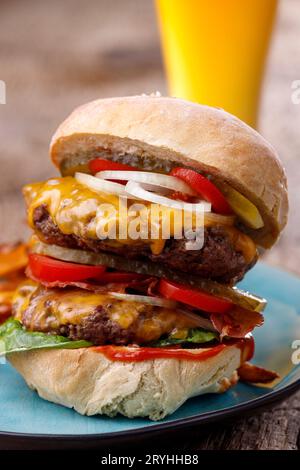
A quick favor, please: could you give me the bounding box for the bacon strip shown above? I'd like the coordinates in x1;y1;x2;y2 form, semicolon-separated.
238;362;279;384
211;306;264;338
26;266;157;294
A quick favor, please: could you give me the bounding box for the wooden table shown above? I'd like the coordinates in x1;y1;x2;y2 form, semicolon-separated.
0;0;299;450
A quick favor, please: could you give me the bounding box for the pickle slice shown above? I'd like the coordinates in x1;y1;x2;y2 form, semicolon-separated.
221;185;264;230
31;241;267;313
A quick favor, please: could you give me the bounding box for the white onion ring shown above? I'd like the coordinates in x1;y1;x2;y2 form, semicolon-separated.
177;309;217;331
96;171;197;196
108;292;178;309
125;181;211;212
75;172;130;197
108;293;217;330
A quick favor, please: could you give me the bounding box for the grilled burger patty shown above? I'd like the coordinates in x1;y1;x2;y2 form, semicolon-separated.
33;205;256;284
13;282;199;346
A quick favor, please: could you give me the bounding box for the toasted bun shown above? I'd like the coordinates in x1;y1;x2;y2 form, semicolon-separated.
9;345;241;420
50;95;288;248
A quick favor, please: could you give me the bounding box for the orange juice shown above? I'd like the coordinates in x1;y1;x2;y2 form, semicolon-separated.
156;0;278;128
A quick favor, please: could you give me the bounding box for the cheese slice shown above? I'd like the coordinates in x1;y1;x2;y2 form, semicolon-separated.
24;177;257;261
12;281;198;343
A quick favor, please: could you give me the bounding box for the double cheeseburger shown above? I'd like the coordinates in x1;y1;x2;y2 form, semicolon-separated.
3;96;288;420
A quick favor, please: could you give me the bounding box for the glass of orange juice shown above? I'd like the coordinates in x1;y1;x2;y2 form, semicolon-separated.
155;0;278;128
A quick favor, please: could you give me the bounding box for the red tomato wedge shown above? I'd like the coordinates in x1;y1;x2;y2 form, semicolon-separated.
158;279;232;314
89;158;138;174
28;254;106;283
169;191;194;203
170;167;232;215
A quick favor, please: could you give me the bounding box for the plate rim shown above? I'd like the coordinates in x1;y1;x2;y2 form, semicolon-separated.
1;262;300;442
1;376;299;442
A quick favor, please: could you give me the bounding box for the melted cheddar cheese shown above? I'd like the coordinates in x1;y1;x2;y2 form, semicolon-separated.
12;281;199;343
23;177;257;260
24;177;168;255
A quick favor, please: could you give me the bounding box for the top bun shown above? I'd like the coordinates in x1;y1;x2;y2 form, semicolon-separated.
50;95;288;248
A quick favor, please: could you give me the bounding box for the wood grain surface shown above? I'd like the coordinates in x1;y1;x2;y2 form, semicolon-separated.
0;0;299;450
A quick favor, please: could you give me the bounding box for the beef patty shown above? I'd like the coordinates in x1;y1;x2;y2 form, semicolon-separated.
13;282;198;346
32;205;256;284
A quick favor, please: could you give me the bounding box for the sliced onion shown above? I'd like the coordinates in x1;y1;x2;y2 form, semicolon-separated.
96;171;197;196
108;292;178;309
107;291;216;330
125;181;211;212
177;309;217;332
75;172;130;197
108;293;217;331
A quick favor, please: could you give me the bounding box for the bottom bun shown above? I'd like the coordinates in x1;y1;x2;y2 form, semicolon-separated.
9;345;241;420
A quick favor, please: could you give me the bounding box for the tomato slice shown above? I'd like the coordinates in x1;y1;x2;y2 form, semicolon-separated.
158;279;232;314
169;191;195;202
28;254;106;283
170;167;232;215
89;158;138;174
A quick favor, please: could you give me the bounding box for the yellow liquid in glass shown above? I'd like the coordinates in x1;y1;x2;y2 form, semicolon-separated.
156;0;278;128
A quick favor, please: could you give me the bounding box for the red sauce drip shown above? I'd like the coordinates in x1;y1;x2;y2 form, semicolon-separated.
92;344;225;361
92;336;255;363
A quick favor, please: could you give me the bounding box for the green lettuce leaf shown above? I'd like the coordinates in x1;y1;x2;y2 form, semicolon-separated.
0;318;91;356
153;328;218;347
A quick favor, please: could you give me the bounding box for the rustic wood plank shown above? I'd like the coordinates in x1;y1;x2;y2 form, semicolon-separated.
139;391;300;451
194;391;300;450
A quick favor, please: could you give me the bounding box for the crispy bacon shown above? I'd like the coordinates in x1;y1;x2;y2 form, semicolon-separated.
26;266;157;295
211;306;264;338
238;362;279;384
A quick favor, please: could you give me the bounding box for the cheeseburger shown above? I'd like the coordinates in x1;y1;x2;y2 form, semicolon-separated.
2;96;288;420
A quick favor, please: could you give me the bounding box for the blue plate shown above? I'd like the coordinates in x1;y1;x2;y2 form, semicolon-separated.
1;262;300;445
